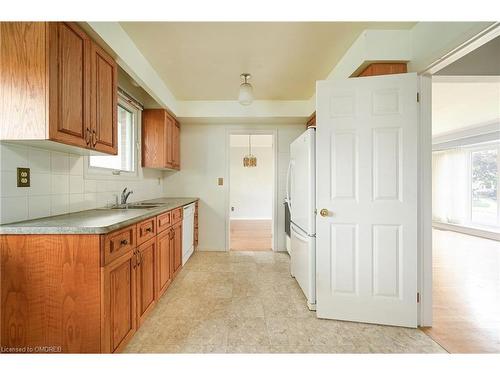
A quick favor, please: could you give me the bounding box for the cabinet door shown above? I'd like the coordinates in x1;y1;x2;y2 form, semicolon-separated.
142;109;167;168
102;251;136;353
48;22;90;148
173;221;182;274
172;119;181;170
165;113;175;169
90;41;117;155
136;238;156;327
156;230;173;298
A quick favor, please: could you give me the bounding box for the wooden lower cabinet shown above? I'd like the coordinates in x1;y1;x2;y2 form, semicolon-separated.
0;203;196;353
102;250;137;353
156;229;173;299
172;221;183;276
136;238;157;327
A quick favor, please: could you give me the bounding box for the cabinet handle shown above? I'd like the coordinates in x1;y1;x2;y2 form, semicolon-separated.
145;227;152;233
91;129;97;148
137;251;142;267
120;239;128;245
85;128;91;146
132;249;137;269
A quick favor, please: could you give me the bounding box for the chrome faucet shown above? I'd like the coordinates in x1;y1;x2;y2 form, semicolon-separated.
121;187;134;205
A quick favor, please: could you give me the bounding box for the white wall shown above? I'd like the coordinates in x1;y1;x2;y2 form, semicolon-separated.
162;122;304;251
0;142;164;224
229;144;273;220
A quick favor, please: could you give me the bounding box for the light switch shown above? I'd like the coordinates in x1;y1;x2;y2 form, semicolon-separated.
218;177;224;186
17;167;30;187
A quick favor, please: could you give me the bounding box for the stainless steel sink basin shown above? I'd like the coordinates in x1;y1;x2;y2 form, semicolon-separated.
110;203;162;209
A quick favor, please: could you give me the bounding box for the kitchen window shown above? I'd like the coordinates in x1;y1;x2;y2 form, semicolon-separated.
87;96;140;177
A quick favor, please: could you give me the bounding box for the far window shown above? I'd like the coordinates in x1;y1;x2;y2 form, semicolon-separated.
89;99;137;173
471;148;498;226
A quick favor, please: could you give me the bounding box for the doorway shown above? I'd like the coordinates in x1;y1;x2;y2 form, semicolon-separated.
228;133;275;251
421;33;500;353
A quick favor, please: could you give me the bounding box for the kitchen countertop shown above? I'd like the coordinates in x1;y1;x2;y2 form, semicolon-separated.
0;197;198;235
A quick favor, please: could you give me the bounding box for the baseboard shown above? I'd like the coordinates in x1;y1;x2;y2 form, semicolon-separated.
229;218;273;221
432;221;500;241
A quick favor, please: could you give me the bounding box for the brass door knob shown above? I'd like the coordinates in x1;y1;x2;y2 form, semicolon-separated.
319;209;329;217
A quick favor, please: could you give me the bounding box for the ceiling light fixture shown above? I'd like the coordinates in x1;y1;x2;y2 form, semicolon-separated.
243;135;257;167
238;73;253;106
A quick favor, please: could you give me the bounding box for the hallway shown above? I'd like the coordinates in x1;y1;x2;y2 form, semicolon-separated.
124;251;445;353
230;220;273;251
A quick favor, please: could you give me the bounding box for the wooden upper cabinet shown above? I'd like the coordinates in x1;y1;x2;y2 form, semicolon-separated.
90;42;118;154
142;109;180;171
142;109;167;168
172;119;181;169
0;22;117;155
48;22;91;149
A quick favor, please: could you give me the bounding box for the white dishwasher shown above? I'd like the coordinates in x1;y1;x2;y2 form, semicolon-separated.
182;203;196;265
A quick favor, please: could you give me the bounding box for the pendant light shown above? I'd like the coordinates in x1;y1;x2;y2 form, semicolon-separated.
243;135;257;167
238;73;254;106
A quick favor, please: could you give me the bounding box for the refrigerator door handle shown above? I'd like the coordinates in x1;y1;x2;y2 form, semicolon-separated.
286;160;293;215
291;224;310;242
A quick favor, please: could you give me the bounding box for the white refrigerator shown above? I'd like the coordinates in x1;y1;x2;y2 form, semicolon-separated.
287;127;316;310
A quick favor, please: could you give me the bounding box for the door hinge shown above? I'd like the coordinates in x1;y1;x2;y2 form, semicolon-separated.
416;92;420;102
417;292;420;303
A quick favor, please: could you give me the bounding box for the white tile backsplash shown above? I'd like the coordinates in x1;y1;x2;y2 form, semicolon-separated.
0;144;29;171
0;196;28;223
69;175;84;194
29;173;52;195
51;174;70;194
28;195;52;219
69;155;84;176
51;194;69;215
50;151;70;174
0;143;165;224
1;171;28;197
28;148;51;173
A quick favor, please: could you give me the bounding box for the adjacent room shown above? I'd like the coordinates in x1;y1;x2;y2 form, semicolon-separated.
422;36;500;353
229;134;274;251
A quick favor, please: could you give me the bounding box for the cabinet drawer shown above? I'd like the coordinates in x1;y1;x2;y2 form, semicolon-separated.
156;211;172;233
137;217;156;245
172;207;183;224
103;225;136;265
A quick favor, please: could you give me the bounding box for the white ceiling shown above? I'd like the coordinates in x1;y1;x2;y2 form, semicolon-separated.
230;134;273;148
120;22;414;101
432;77;500;136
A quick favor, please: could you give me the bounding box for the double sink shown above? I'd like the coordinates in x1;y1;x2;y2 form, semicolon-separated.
108;202;165;210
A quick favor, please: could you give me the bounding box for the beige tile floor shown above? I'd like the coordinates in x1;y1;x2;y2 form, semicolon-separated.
124;251;446;353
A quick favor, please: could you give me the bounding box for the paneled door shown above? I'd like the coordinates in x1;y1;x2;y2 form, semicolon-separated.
316;73;419;327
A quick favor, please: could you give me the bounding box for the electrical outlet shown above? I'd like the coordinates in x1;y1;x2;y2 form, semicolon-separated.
17;167;30;187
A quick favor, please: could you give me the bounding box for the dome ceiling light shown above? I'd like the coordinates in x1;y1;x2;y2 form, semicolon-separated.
238;73;254;106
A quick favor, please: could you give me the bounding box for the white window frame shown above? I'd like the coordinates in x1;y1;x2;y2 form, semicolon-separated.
84;96;142;180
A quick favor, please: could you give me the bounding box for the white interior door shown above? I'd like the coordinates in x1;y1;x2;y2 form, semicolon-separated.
316;73;419;327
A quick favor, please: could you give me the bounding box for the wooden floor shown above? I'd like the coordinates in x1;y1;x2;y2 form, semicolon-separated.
230;220;272;251
421;229;500;353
